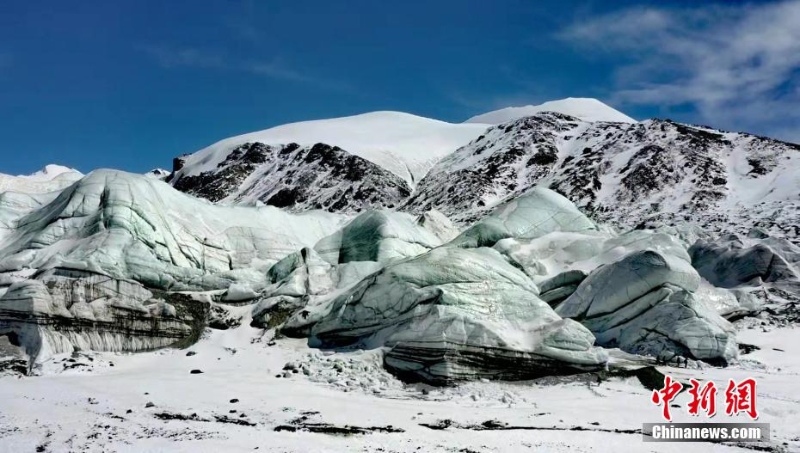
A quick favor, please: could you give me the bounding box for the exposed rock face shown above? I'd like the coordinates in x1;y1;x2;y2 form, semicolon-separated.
308;247;608;384
406;113;800;241
555;250;737;364
0;270;207;365
405;114;574;225
166;111;799;243
169;142;412;213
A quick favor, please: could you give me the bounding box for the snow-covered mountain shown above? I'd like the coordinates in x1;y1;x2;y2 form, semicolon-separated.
406;112;800;239
170;142;411;213
0;164;83;195
169;111;488;188
465;97;636;124
165;103;799;241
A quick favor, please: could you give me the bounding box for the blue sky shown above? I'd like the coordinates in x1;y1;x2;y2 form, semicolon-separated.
1;0;798;175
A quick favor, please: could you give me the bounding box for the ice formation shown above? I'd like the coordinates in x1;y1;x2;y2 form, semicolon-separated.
0;168;768;381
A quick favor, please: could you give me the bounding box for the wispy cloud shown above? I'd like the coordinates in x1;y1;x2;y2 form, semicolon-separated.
140;45;225;69
557;0;800;142
245;60;354;93
139;45;352;93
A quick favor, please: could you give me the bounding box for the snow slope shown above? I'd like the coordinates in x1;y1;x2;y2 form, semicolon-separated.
0;164;83;195
465;97;636;124
171;111;489;187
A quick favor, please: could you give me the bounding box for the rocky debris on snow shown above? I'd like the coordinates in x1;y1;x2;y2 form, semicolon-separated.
274;413;405;435
144;168;170;180
207;304;242;330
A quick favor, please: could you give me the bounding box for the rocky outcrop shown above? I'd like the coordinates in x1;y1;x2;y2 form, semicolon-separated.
169;142;412;213
406;113;800;242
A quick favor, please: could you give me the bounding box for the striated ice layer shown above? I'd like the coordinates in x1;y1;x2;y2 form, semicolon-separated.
0;170;346;291
555;250;737;364
0;271;207;365
308;247;608;384
450;187;597;248
314;209;442;266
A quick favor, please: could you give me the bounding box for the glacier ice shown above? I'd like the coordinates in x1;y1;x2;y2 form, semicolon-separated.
307;247;608;383
314;209;442;265
0;169;761;380
555;250;737;363
0;170;346;291
450;187;597;248
0;270;206;365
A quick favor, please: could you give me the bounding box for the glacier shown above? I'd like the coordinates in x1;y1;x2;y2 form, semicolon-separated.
5;147;799;386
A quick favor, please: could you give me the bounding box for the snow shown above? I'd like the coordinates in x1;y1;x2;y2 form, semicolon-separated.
0;165;83;195
465;97;636;124
1;322;797;451
173;111;489;187
17;164;80;181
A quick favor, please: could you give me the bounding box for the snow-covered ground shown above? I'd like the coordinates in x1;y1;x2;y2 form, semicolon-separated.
2;320;797;452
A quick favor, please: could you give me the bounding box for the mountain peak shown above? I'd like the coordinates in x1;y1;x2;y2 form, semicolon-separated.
173;111;487;187
19;164;82;180
465;97;636;125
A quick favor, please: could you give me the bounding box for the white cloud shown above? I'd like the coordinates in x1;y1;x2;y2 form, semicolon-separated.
558;1;800;142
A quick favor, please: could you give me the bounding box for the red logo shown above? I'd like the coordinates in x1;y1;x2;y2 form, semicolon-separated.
687;379;717;417
724;378;759;420
651;375;683;421
652;376;759;421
